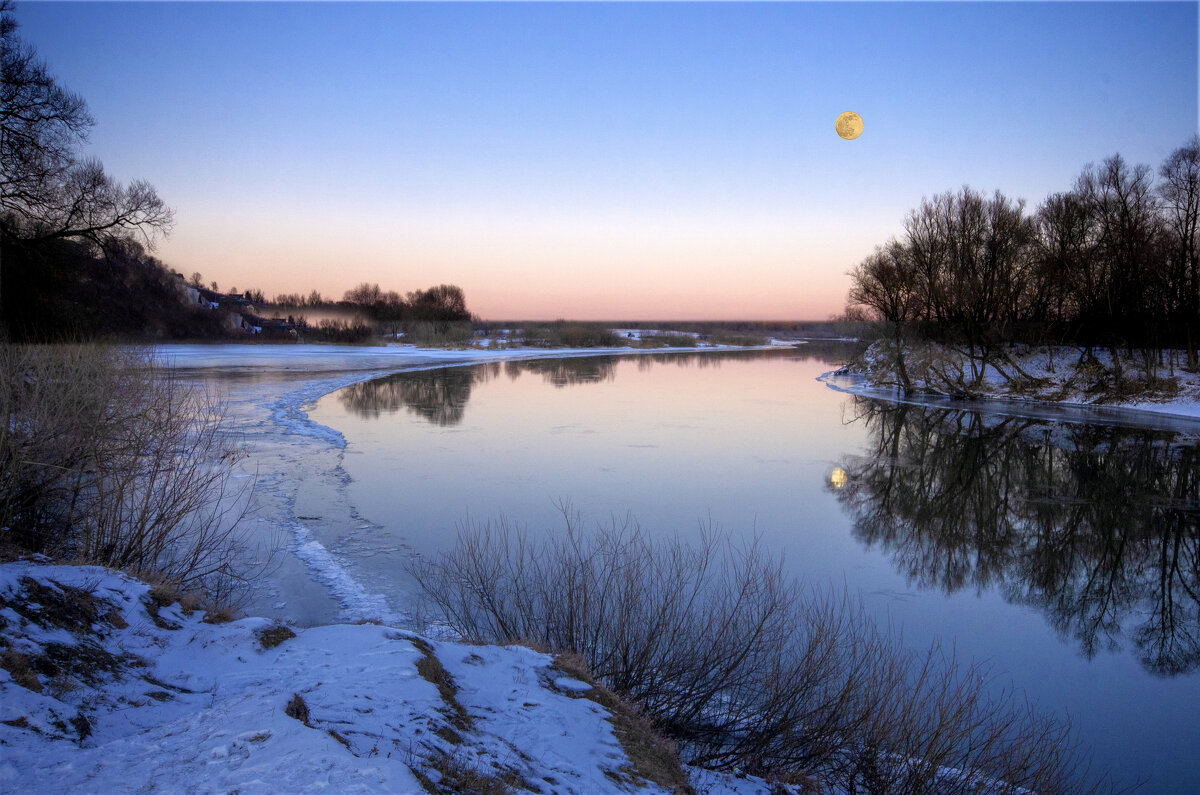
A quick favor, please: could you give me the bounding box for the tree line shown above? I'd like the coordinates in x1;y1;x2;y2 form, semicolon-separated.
846;138;1200;384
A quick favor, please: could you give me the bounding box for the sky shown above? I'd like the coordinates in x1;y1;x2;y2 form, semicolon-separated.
13;1;1199;320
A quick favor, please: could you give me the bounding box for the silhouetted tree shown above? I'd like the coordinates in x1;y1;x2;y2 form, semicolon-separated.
344;282;383;305
847;239;919;390
1159;136;1200;365
409;283;470;322
1074;155;1163;329
0;1;172;252
843;139;1200;357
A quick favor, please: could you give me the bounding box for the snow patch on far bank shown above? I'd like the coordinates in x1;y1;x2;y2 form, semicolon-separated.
825;340;1200;428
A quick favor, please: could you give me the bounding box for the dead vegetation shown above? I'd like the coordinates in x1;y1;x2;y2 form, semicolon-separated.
409;508;1114;793
409;750;521;795
284;693;311;725
0;572;143;708
551;653;694;793
257;623;296;650
0;344;261;610
410;636;473;733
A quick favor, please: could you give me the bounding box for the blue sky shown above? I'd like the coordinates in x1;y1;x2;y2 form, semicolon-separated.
15;1;1199;319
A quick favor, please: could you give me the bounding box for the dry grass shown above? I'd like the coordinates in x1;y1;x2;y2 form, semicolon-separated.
410;636;473;732
1;645;42;692
257;623;296;649
634;333;699;348
710;329;769;347
284;693;310;725
408;507;1113;793
551;653;694;793
410;750;518;795
0;344;262;607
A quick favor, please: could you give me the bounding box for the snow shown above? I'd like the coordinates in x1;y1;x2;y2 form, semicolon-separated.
0;560;788;793
827;340;1200;427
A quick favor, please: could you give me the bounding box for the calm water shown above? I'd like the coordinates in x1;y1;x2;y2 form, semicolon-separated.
310;346;1200;791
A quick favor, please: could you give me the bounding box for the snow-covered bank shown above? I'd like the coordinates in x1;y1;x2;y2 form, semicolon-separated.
0;560;783;794
826;339;1200;425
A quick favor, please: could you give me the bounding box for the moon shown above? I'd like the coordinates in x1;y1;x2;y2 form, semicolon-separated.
836;111;864;140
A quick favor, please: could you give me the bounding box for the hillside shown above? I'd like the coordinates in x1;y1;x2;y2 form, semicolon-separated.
2;240;236;342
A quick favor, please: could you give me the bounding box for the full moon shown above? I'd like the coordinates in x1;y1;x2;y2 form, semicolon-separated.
836;111;864;140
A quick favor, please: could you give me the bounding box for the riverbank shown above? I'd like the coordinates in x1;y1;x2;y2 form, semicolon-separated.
0;341;801;793
827;339;1200;423
0;558;785;794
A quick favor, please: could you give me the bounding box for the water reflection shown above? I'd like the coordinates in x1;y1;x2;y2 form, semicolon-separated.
338;348;854;425
505;357;618;387
832;399;1200;676
337;364;497;425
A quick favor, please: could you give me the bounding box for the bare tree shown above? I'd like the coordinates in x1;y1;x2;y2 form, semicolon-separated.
0;0;92;221
0;2;173;252
409;283;470;322
344;282;383;305
1075;155;1163;323
848;239;919;390
1032;191;1094;324
1159;136;1200;365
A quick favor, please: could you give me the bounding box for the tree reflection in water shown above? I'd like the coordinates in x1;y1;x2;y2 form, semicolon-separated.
337;364;498;425
832;398;1200;677
337;348;843;426
504;357;619;387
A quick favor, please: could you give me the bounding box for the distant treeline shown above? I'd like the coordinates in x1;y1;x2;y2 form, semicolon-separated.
846;137;1200;367
273;283;469;323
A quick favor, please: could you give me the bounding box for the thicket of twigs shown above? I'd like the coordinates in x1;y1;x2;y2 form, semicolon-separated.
409;510;1116;793
0;344;253;602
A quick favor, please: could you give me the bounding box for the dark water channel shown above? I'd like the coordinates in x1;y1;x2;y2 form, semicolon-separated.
310;345;1200;791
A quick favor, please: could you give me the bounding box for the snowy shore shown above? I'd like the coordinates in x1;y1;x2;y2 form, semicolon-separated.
824;339;1200;425
0;559;781;794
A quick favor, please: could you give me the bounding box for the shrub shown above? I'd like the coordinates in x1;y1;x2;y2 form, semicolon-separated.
517;322;624;348
635;333;698;348
401;321;475;348
408;510;1110;793
305;318;376;343
710;329;769;347
0;344;254;601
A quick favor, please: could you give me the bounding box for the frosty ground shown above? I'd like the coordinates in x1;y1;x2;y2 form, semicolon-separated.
0;559;773;794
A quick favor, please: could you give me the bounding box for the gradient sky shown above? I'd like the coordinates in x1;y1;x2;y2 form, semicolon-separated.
15;1;1199;320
